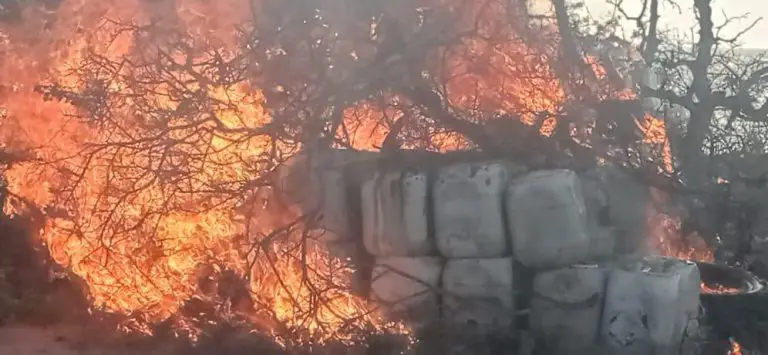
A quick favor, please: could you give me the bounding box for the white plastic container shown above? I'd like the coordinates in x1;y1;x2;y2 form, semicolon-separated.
370;257;442;322
507;169;604;269
279;149;371;259
361;170;432;257
531;265;608;353
442;258;515;329
601;257;701;355
434;162;511;258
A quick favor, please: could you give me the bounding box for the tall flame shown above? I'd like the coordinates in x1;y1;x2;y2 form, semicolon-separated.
0;0;683;345
0;0;405;344
646;187;714;262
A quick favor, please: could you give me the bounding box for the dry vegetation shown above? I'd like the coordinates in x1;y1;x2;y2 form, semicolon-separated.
0;0;766;353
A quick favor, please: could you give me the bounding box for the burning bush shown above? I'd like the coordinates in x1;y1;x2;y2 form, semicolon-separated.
0;0;738;349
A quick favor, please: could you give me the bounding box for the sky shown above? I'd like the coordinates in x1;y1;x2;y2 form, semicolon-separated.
581;0;768;49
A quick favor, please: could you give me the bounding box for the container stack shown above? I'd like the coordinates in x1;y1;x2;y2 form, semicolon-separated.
302;152;701;355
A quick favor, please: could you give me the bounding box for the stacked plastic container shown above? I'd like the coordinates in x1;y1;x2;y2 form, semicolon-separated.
344;158;700;354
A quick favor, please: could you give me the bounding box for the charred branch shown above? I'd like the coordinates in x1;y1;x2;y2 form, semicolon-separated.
9;0;768;347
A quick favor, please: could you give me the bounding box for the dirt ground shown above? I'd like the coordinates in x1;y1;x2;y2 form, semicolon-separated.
0;324;182;355
0;320;229;355
0;325;116;355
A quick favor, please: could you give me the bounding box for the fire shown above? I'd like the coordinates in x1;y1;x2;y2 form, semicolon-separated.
640;113;675;173
640;109;708;264
0;0;680;346
729;338;743;355
700;282;741;295
646;187;714;262
0;0;405;344
645;175;726;295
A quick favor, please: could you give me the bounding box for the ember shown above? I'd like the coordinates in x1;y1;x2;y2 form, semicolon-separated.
700;282;742;295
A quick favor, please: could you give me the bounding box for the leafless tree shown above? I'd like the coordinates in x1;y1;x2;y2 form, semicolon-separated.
607;0;767;177
6;0;730;342
603;0;768;261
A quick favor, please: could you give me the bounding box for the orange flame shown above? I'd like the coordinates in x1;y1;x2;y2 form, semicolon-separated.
729;338;743;355
646;188;714;262
0;0;677;345
0;0;406;344
700;282;741;295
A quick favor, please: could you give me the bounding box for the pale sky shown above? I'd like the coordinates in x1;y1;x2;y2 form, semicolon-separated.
582;0;768;49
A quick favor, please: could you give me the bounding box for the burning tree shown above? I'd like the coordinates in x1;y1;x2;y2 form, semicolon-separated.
601;0;768;267
0;0;765;349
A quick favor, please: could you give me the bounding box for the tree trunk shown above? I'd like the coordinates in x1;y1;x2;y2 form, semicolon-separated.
681;0;716;187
